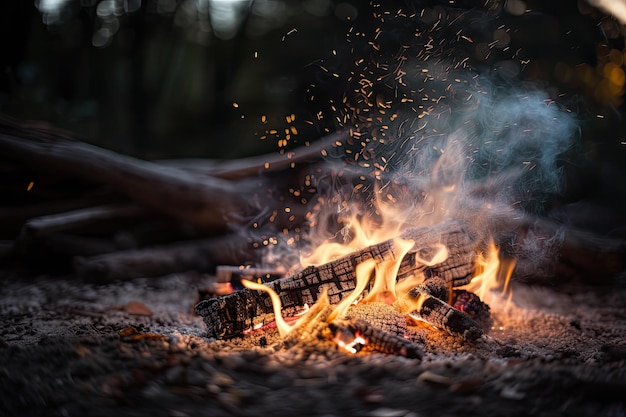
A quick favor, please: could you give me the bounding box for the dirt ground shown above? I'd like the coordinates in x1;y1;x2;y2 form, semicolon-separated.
1;270;625;417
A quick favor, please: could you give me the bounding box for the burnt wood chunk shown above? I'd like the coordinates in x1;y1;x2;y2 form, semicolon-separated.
395;279;483;341
195;220;476;339
329;319;424;359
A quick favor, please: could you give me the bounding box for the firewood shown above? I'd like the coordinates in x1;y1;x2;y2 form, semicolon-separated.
0;191;122;235
505;216;626;283
0;118;252;228
395;281;483;341
31;234;119;257
74;234;256;281
195;220;476;339
19;204;145;242
0;114;347;229
329;318;424;359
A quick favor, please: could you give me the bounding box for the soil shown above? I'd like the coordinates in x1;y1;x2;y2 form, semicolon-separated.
1;271;625;417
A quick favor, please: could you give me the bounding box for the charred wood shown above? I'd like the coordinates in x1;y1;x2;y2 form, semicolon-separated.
395;279;483;341
195;220;476;339
329;318;424;359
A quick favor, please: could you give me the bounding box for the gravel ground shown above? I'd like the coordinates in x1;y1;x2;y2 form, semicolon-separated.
1;271;625;417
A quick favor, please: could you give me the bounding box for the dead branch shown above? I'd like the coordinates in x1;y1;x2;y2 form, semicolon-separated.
159;129;350;180
31;234;119;257
0;114;349;229
0;134;247;228
19;203;145;242
74;234;255;281
0;191;122;234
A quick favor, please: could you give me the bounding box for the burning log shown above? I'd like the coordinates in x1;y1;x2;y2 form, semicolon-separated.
395;279;484;341
195;220;479;340
329;318;424;359
332;302;425;358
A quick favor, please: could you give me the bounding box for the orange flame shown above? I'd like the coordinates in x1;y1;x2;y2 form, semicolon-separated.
461;242;515;305
242;279;294;337
248;178;517;341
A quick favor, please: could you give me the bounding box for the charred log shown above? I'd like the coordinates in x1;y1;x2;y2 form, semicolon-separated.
195;220;476;339
395;279;484;341
329;318;424;359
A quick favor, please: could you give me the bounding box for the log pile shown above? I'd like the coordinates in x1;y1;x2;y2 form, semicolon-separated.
194;220;477;339
1;113;625;290
0;114;347;279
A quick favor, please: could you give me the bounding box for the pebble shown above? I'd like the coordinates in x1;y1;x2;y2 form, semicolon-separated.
416;370;451;386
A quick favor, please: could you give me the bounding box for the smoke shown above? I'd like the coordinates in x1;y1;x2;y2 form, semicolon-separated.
256;1;581;271
289;66;579;266
390;78;579;213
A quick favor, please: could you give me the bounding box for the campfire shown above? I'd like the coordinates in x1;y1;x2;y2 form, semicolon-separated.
3;2;626;416
196;219;495;357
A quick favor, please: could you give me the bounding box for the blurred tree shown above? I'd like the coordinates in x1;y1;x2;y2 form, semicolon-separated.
0;0;624;169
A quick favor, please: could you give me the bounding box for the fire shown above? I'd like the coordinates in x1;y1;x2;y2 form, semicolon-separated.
461;242;515;305
242;278;293;337
244;192;515;350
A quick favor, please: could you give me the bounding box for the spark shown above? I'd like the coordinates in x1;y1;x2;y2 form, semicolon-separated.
282;28;297;41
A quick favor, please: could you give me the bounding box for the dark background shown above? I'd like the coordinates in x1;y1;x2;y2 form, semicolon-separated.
1;0;626;213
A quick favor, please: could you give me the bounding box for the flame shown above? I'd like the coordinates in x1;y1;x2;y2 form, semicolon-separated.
461;242;515;304
247;161;518;345
327;258;376;322
300;180;429;269
362;238;415;304
242;279;293;337
457;242;517;331
246;200;518;342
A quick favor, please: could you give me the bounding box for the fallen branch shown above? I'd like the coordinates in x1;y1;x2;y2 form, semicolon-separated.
0;190;121;235
159;129;350;180
19;203;145;242
0;114;349;228
74;234;256;281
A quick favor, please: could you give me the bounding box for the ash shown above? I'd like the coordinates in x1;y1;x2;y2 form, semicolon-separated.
1;272;625;417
